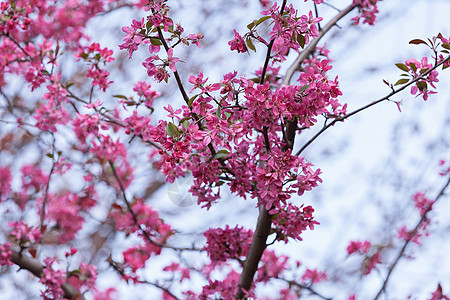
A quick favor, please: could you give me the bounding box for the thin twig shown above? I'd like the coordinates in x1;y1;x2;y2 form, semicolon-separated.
277;277;332;300
40;137;56;232
281;4;355;151
108;160;202;252
282;4;356;86
296;55;450;156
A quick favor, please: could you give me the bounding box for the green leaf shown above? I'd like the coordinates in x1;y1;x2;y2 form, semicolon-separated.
46;153;54;158
188;94;198;107
246;38;256;52
214;150;229;159
299;84;309;93
416;81;428;91
395;63;409;72
394;79;409;86
149;37;162;46
247;21;256;30
113;94;128;100
409;62;417;72
216;106;221;118
182;119;190;130
256;16;271;26
442;43;450;50
419;68;429;74
166;122;180;138
297;34;306;49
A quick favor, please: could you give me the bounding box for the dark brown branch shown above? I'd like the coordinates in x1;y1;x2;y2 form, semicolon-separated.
237;2;288;298
237;206;272;298
374;175;450;300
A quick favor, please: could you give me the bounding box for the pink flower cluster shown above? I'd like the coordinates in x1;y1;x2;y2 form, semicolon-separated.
8;220;42;246
34;77;69;132
228;30;248;53
0;242;13;266
301;268;327;284
0;166;12;202
352;0;382;25
44;192;86;244
203;226;253;263
346;240;381;275
67;263;98;293
76;43;114;92
0;1;32;32
39;258;66;300
111;200;172;242
261;3;322;57
413;192;434;217
346;240;371;255
273;204;319;242
397;191;434;246
438;159;450;176
406;57;439;101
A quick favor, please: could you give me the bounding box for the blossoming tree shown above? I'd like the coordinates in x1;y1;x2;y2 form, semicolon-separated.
0;0;449;299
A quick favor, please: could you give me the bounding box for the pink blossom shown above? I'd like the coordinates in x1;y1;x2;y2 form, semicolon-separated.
352;0;381;26
0;243;13;266
0;166;12;202
439;160;450;176
363;251;381;275
67;263;97;292
187;32;204;48
188;71;208;93
347;240;371;255
166;48;179;72
164;104;182;119
93;288;117;300
228;29;247;53
301;268;327;284
163;263;191;282
413;192;434;217
8;220;42;245
257;250;289;283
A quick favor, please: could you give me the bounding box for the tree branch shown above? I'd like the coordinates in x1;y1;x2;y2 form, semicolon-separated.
10;249;84;300
237;3;356;298
374;175;450;300
237;1;288;298
237;206;272;298
296;55;450;156
282;4;356;86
